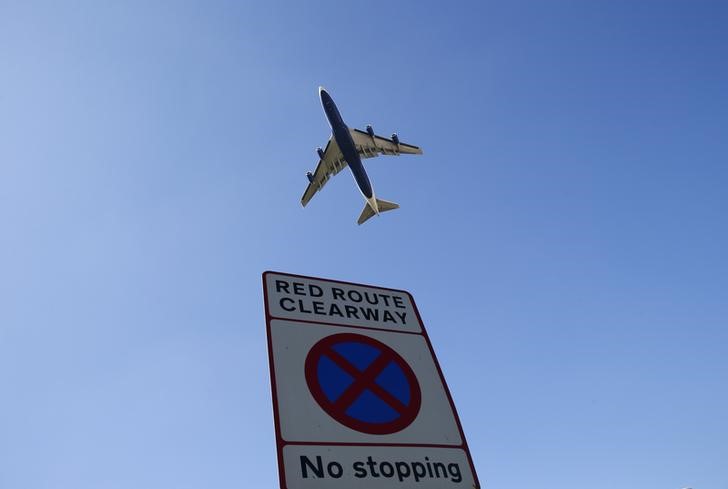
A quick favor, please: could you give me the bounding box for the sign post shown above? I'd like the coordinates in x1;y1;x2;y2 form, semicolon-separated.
263;271;480;489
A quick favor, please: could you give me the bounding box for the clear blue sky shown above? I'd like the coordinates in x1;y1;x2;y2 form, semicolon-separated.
2;1;727;488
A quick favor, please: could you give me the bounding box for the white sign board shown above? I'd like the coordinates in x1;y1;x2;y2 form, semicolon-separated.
263;271;480;489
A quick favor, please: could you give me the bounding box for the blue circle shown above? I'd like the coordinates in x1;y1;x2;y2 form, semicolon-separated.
316;341;412;424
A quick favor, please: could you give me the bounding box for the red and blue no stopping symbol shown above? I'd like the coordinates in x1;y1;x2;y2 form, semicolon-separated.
305;333;421;435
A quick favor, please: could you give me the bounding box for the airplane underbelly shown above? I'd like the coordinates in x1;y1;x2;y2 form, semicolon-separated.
348;157;373;199
333;129;373;199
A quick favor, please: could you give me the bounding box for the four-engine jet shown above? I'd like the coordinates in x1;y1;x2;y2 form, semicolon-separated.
302;87;423;224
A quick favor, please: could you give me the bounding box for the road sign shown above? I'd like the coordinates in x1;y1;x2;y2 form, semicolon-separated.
263;271;480;489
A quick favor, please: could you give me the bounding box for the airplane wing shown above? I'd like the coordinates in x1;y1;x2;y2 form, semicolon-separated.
350;128;423;158
301;136;348;207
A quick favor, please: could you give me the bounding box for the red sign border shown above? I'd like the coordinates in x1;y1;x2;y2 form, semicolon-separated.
262;270;481;489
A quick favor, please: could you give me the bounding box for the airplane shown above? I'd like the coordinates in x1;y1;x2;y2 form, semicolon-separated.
301;87;423;225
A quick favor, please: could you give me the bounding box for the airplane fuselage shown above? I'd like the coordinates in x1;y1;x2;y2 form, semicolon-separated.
319;88;374;200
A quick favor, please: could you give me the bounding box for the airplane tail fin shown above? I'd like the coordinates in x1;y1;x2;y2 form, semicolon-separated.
357;198;399;225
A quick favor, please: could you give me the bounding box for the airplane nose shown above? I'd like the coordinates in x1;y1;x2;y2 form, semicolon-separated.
319;86;331;104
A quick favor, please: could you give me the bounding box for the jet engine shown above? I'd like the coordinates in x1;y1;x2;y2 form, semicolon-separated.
366;125;375;137
306;171;314;183
317;147;325;159
391;133;400;145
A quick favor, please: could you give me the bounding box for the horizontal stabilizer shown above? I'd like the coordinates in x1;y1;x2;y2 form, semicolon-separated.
376;198;399;212
357;198;399;225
